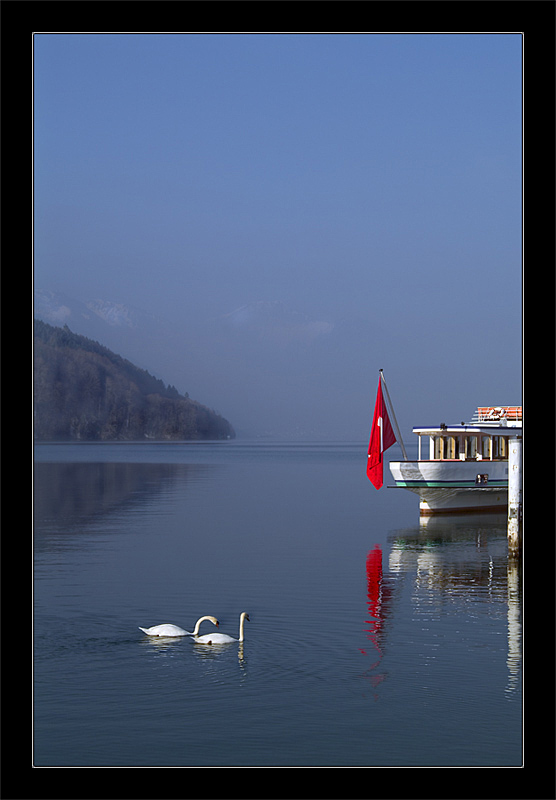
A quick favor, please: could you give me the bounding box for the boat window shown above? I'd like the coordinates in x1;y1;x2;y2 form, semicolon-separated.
481;436;492;459
445;436;456;459
493;436;507;459
466;436;477;459
434;436;443;460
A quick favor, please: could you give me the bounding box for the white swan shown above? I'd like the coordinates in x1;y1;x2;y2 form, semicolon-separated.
194;612;250;645
139;615;219;638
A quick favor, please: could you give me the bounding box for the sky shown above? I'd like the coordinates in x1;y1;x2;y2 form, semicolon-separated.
33;32;523;441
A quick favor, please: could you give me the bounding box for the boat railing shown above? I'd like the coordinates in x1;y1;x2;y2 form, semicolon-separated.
471;406;522;423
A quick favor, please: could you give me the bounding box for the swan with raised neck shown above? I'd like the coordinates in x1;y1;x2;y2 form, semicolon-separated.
194;612;250;645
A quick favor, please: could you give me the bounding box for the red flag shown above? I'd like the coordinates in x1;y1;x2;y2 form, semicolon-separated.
367;378;396;489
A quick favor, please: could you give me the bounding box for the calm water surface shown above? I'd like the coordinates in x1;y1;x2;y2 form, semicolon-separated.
33;442;522;767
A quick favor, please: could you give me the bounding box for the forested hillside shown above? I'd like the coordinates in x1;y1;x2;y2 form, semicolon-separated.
34;320;235;441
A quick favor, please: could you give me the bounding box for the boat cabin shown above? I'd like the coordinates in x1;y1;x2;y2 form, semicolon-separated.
413;406;522;462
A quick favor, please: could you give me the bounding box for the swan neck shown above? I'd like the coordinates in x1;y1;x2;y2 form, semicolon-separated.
193;616;209;636
238;614;245;642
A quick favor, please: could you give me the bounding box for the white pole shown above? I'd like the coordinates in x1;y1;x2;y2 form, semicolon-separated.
380;370;409;461
507;435;522;557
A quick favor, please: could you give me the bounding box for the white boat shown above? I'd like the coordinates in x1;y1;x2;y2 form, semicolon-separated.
389;406;522;516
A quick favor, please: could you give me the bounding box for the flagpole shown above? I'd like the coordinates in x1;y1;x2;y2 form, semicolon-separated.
379;370;408;461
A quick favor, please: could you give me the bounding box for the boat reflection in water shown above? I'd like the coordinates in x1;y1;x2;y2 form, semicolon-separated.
360;545;393;700
387;514;521;697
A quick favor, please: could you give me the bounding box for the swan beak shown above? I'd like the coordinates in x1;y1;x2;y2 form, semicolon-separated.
215;621;219;627
245;614;250;622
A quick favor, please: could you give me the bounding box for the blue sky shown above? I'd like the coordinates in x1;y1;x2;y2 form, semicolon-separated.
34;33;522;439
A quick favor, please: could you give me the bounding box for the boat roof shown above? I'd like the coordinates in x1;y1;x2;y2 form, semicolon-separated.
413;406;522;435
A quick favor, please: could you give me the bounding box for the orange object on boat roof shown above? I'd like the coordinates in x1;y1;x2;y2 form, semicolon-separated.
476;406;522;421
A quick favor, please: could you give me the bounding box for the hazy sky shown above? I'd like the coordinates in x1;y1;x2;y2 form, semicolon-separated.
34;32;522;440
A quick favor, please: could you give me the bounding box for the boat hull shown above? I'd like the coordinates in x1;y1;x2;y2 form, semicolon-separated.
389;460;508;516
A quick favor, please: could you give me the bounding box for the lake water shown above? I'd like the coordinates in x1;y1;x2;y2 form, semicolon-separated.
33;441;522;767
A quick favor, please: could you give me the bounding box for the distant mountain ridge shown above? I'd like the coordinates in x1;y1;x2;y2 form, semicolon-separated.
34;289;170;338
33;320;235;441
34;291;335;345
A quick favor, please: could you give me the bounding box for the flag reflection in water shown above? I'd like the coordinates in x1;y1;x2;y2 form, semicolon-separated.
360;544;390;699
